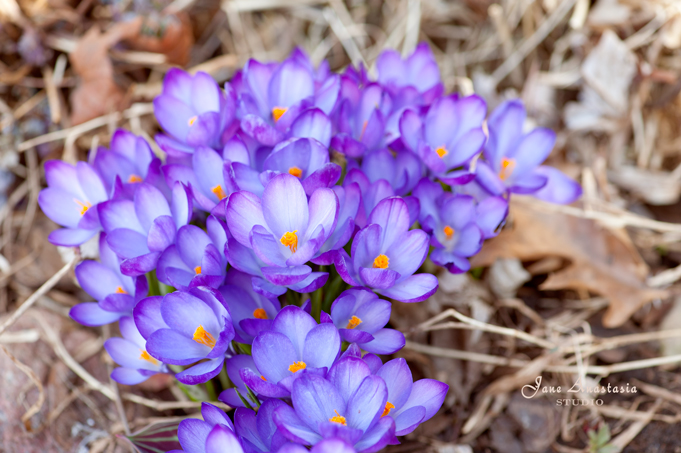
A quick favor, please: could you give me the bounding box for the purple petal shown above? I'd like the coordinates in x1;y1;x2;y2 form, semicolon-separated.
361;328;405;355
393;405;426;436
261;174;309;240
532;166;582;204
205;425;243;453
272;305;317;358
346;375;387;432
353;416;396;453
378;273;438;303
273;404;323;445
328;357;371;404
261;265;311;286
226;191;266;247
302;323;341;370
70;303;123;326
252;330;298;383
291;374;345;431
134;184;171;231
176;357;224;385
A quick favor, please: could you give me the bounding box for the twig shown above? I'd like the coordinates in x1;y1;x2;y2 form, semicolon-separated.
121;393;231;412
0;256;77;337
1;344;45;430
609;399;662;451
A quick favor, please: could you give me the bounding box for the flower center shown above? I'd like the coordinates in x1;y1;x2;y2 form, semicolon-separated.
127;174;143;183
192;325;216;349
329;410;347;425
74;199;91;216
288;166;303;178
381;401;395;417
346;315;362;329
188;115;198;126
435;146;448;158
272;107;288;122
139;350;159;366
373;254;389;269
443;225;454;239
115;286;128;294
499;157;516;181
261;375;266;381
211;184;227;201
253;308;268;319
280;230;298;253
194;266;202;274
288;361;307;373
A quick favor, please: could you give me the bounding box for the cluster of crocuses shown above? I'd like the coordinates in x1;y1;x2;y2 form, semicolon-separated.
38;44;580;452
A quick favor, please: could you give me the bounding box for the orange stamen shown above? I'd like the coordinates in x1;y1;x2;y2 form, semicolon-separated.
359;120;369;141
499;157;516;181
443;225;454;239
188;115;198;126
127;174;143;183
192;325;216;348
74;199;92;216
272;107;288;122
329;410;347;425
280;230;298;253
288;166;303;178
372;254;389;269
261;375;267;381
115;286;128;294
346;315;362;329
139;350;159;366
381;401;395;417
435;146;448;158
288;361;307;373
211;185;227;201
194;266;202;274
253;308;268;319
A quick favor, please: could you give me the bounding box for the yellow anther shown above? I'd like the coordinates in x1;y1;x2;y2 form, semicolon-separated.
192;325;216;349
288;166;303;178
329;410;347;425
253;308;268;319
272;107;288;122
280;230;298;253
194;266;202;274
139;350;159;366
211;184;227;201
443;225;454;239
288;361;307;373
261;375;267;381
435;146;448;158
346;315;362;329
381;401;395;417
188;115;198;126
499;157;516;181
127;174;143;183
372;254;389;269
74;199;92;216
115;286;128;294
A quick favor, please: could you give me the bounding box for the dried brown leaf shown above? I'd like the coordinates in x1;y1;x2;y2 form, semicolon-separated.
470;199;668;327
125;14;194;66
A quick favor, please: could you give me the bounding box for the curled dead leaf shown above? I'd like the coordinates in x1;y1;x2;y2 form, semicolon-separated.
470;198;668;328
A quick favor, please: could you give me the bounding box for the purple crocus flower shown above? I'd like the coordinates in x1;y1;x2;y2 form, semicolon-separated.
375;358;448;436
233;398;292;452
92;129;163;199
140;287;234;384
335;197;438;303
219;268;281;344
104;316;168;385
261;138;341;197
376;43;443;104
241;305;341;398
70;234;148;326
154;69;236;154
311;183;361;266
239;53;339;146
329;288;405;355
476;99;582;204
38;160;108;246
156;215;228;290
169;403;241;453
225;238;329;298
359;148;423;196
98;182;192;276
225;174;338;293
412;178;484;273
273;356;397;452
218;354;262;408
400;94;486;184
331;83;391;158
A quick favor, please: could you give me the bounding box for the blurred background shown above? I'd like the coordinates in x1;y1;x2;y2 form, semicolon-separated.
4;0;681;451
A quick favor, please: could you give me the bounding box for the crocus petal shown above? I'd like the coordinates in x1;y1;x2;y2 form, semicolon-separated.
176;358;224;385
361;328;405;355
378;273;438;303
111;367;152;385
302;323;341;370
48;228;97;247
397;378;449;421
205;425;243;453
359;267;399;290
291;374;346;432
353;416;396;453
261;174;309;240
531;166;582;204
328;357;371;404
393;405;426;436
383;229;429;277
367;197;409;249
252;331;298;383
274;404;323;445
272;305;317;358
376;358;412;410
261;265;312;286
135;184;171;231
147;329;210;365
226;191;267;247
346;375;387;432
70;303;123;326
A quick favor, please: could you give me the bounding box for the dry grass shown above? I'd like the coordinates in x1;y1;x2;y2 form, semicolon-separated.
4;0;681;451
